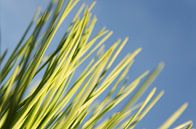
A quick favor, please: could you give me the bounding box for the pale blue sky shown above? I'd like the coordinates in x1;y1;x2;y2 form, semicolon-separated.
1;0;196;128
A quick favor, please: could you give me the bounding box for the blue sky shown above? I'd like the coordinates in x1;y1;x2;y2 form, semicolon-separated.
1;0;196;128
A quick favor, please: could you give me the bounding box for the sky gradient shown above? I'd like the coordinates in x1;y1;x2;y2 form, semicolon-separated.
1;0;196;128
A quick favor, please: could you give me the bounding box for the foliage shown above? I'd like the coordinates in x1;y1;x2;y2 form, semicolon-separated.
0;0;193;128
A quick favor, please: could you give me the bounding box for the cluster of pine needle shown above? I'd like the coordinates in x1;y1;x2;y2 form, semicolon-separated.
0;0;193;128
